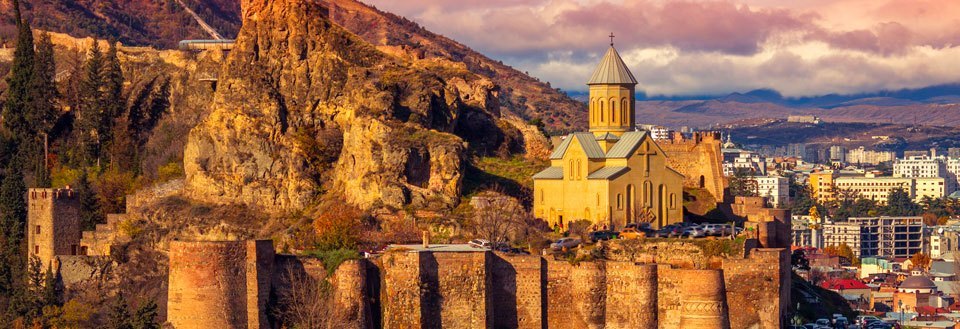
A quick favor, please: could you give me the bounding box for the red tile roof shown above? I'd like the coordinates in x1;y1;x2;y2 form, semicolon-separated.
821;279;870;290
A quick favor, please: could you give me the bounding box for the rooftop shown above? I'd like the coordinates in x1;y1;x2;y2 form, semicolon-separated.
587;46;638;85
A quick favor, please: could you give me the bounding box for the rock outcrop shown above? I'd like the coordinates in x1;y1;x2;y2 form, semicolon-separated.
184;0;527;212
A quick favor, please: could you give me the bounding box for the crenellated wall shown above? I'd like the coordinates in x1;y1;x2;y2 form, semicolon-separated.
660;131;726;201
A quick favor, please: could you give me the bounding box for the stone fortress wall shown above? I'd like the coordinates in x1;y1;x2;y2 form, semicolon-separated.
166;240;274;329
660;131;726;201
164;239;788;329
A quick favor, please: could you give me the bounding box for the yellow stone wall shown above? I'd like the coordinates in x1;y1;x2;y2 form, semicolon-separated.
588;84;635;136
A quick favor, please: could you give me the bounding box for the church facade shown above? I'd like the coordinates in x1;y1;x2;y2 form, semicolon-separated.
533;44;684;229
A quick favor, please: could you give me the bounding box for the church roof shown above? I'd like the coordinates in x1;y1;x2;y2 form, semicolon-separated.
532;167;564;180
595;132;621;141
587;46;638;85
587;166;630;180
605;131;648;158
549;133;606;160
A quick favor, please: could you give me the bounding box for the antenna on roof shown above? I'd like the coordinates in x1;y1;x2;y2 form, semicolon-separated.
609;32;615;47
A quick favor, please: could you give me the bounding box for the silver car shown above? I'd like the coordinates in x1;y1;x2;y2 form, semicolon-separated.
550;237;581;250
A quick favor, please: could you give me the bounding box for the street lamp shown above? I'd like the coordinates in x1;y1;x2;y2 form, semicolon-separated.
899;299;904;324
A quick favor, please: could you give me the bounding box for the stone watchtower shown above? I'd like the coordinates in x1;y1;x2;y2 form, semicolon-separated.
27;188;81;268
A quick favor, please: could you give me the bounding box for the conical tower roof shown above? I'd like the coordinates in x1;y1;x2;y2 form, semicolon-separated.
587;46;637;85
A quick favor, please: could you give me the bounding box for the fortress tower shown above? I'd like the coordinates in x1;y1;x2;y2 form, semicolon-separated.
660;131;726;202
27;188;81;268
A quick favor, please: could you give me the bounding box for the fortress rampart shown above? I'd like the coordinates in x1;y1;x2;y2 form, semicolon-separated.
660;131;726;201
164;239;788;329
166;240;274;329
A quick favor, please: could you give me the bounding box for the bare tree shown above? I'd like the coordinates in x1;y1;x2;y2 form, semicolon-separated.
471;188;528;245
273;266;344;329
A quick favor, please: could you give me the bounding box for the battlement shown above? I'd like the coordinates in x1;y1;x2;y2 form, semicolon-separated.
662;131;722;145
28;187;76;201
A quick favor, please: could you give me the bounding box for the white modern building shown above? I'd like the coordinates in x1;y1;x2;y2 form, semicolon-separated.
753;176;790;208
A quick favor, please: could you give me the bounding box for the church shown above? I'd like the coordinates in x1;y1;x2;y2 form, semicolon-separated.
533;41;684;229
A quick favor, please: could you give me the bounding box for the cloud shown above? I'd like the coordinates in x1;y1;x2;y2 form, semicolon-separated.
364;0;960;96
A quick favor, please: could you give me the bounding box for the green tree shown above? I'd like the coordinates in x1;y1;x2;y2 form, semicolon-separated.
1;10;35;149
729;168;758;197
107;294;133;329
75;170;101;231
27;32;58;187
0;166;27;248
131;300;160;329
75;40;105;165
102;42;124;144
884;188;921;216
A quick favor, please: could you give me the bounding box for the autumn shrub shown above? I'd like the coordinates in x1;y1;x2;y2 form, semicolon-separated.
312;202;363;251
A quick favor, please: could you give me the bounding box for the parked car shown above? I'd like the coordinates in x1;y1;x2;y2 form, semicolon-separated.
619;228;645;239
625;223;651;230
681;226;706;238
550;237;581;250
866;322;893;329
856;315;881;327
468;239;492;249
589;230;619;242
702;224;732;236
814;319;831;327
656;225;682;238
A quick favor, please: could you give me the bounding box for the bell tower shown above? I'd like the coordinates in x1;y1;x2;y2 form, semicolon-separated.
588;33;638;137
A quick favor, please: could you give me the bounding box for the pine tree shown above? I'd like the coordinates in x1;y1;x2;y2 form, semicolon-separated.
0;166;27;247
1;11;36;148
102;41;124;145
27;32;58;187
75;170;101;231
75;40;104;166
131;300;159;329
41;263;60;307
107;294;133;329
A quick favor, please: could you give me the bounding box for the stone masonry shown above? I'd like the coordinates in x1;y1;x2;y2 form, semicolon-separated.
163;238;788;329
660;131;726;201
27;188;80;268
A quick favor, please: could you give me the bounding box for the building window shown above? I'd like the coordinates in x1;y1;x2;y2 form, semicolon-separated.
617;194;623;210
539;189;544;205
34;226;40;235
34;245;39;254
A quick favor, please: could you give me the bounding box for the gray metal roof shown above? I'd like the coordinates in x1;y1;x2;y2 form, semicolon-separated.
595;132;620;141
533;167;564;180
587;46;638;85
587;166;630;180
549;133;606;160
605;131;648;158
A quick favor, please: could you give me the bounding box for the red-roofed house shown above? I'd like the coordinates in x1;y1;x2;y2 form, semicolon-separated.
822;279;872;302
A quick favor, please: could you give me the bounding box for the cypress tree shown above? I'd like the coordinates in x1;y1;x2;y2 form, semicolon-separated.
107;294;133;329
0;167;27;247
2;15;36;148
28;32;58;187
75;40;104;165
102;42;124;145
75;170;100;231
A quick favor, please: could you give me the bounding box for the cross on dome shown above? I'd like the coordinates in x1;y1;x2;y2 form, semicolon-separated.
609;32;615;47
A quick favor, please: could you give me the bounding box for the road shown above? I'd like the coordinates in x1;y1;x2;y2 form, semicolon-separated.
174;0;224;40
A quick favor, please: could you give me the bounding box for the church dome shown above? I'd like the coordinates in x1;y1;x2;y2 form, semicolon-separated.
899;276;937;291
587;46;637;85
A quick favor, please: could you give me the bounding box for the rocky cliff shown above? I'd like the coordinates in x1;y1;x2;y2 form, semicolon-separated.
184;0;531;212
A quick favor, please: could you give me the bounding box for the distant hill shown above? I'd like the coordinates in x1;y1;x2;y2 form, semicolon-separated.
0;0;241;49
635;84;960;128
0;0;586;133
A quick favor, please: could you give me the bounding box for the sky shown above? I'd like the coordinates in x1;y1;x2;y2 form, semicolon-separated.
364;0;960;97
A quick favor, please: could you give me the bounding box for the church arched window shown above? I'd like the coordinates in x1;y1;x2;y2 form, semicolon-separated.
617;193;623;209
622;98;629;124
576;159;582;180
597;193;601;206
568;159;574;180
670;193;677;209
610;98;617;123
643;181;653;207
540;189;545;205
600;102;605;122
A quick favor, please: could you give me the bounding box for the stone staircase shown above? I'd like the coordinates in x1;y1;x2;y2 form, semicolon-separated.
79;214;128;256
